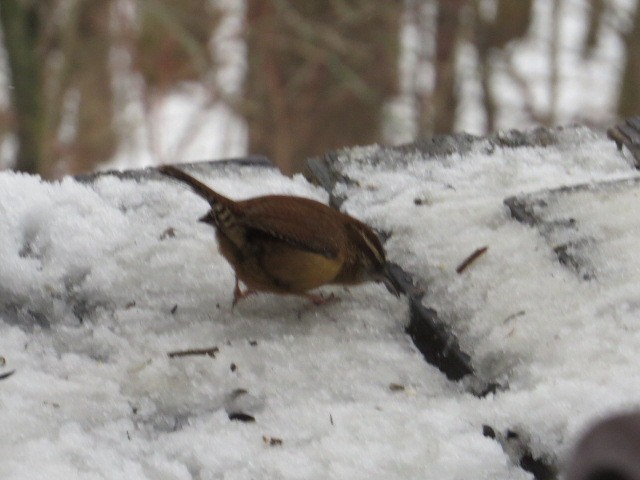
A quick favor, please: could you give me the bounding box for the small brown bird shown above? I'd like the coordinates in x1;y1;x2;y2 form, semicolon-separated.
159;165;397;305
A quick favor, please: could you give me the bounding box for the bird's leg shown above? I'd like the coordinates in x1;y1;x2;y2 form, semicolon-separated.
232;276;255;307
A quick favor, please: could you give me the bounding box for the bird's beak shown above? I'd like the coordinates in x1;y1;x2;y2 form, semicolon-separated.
380;263;401;297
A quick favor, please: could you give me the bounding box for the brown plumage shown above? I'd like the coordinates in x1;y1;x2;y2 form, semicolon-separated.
159;165;397;305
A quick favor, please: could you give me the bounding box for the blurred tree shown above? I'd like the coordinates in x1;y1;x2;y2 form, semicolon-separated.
128;0;221;164
413;0;534;137
1;0;639;177
582;0;606;59
0;0;220;177
0;0;45;174
132;0;219;92
55;0;116;176
618;0;640;119
473;0;533;132
430;0;465;135
242;0;402;174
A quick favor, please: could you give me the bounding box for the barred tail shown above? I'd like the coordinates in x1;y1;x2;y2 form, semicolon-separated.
160;165;243;243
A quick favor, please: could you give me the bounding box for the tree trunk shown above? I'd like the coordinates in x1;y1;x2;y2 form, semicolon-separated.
617;1;640;119
57;0;116;176
473;0;533;133
0;0;45;174
243;1;401;175
430;0;465;135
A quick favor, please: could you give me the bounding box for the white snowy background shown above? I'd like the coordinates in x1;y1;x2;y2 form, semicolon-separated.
1;127;640;479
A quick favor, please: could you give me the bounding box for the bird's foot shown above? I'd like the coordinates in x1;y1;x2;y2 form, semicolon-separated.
304;292;339;306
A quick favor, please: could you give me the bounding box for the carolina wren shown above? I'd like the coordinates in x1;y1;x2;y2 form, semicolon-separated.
159;165;397;305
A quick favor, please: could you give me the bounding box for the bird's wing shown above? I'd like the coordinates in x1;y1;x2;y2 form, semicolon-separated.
238;196;345;260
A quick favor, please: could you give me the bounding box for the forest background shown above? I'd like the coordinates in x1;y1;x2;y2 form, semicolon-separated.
0;0;637;178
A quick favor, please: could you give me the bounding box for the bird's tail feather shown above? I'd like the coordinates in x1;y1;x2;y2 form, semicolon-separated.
160;165;245;245
159;165;232;208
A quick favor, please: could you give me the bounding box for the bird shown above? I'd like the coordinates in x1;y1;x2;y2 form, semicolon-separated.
158;164;398;306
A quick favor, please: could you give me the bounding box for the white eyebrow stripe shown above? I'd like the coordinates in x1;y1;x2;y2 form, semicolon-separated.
356;228;384;264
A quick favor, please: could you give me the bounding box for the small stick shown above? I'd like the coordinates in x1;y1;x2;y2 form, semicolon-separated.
262;435;283;446
0;370;16;381
456;246;488;274
167;347;219;358
502;310;526;324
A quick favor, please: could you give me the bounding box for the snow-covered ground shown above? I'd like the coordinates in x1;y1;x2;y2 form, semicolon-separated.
1;126;639;479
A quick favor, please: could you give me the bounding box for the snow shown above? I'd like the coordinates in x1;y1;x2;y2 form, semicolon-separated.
1;128;639;478
334;127;640;462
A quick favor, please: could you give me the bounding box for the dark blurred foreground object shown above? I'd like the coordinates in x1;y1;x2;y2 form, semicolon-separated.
566;412;640;480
